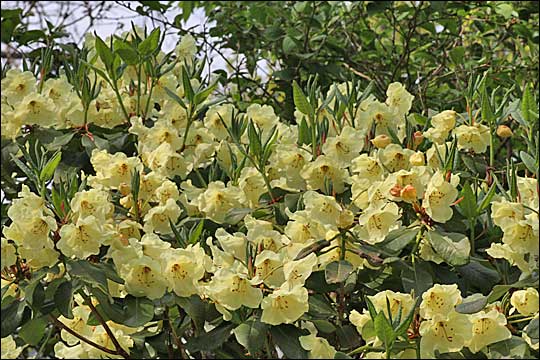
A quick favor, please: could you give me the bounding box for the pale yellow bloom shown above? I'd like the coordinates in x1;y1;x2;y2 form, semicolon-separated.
467;309;512;353
261;283;309;325
510;288;539;316
420;284;462;320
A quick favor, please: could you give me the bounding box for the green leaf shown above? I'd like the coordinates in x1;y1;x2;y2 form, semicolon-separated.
224;207;252;225
94;35;114;70
10;154;39;185
54;281;74;319
374;312;395;351
67;260;109;293
165;86;187;108
481;88;494;124
487;336;530;359
188;219;205;245
426;231;470;266
39;151;61;183
401;261;433;296
520;151;537;174
293;81;313;116
459;182;477;219
186;323;235;352
394;297;419;337
521;83;534;124
44;132;75;151
247;121;263;157
1;300;28;336
138;27;161;56
308;294;336;318
114;39;139;65
477;182;497;213
233;319;268;356
282;35;297;54
175;295;215;333
182;67;195;103
524;317;539;345
270;324;309;359
123;296;154;327
325;260;353;284
18;316;48;346
379;228;419;255
486;276;539;303
449;46;465;64
194;81;218;105
455;294;487;314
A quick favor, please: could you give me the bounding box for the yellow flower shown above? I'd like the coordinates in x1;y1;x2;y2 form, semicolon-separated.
261;283;309;325
246;103;279;133
486;243;531;275
419;311;472;357
424;110;456;144
124;257;167;300
57;215;110;259
204;103;235;140
386;82;414;118
510;288;539;316
268;144;312;191
354;202;401;244
215;228;247;261
322;126;364;165
453;123;490;153
368;290;415;320
378;144;414;172
205;268;263;311
58;305;93;345
491;200;525;230
1;335;23;359
238;166;267;208
420;284;462;320
70;189;114;222
194;181;246;223
350;154;383;182
299;333;337;359
502;214;539;255
1;69;36;106
303;190;343;230
251;250;285;288
422;171;459;223
467;309;512;353
283;253;318;286
371;134;392;149
88;149;143;190
163;244;207;297
146;142;189;179
1;238;17;268
301;155;350;193
142;198;182;234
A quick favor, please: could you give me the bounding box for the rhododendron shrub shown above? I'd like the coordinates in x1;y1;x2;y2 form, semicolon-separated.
1;25;538;360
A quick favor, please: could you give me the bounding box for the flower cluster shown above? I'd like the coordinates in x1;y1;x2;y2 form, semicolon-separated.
1;28;538;359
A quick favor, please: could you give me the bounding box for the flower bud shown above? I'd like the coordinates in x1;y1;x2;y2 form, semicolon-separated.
413;131;424;147
118;182;131;196
409;151;425;166
496;125;513;138
371;134;391;148
390;184;403;197
400;185;418;203
337;209;354;229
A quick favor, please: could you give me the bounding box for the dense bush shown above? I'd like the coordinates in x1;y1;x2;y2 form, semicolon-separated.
1;1;539;359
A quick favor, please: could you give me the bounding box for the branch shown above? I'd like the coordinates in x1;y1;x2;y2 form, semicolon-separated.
49;315;124;357
79;291;131;359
